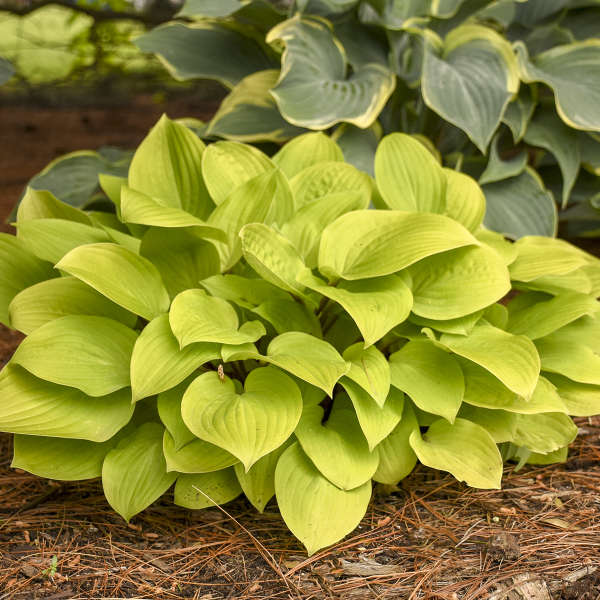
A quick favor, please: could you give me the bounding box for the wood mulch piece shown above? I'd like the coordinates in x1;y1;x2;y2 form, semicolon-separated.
1;325;599;600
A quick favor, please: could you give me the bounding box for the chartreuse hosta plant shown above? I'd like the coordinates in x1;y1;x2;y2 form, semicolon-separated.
2;116;600;555
132;0;600;239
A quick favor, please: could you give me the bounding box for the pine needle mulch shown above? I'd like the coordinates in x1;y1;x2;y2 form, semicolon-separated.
0;327;599;600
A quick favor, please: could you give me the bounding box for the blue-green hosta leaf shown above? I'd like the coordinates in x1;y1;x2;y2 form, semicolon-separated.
169;289;265;347
16;218;111;264
103;423;177;521
273;132;344;178
250;299;322;337
207;70;305;143
281;192;369;267
9;276;137;335
119;187;225;241
512;413;578;454
359;0;430;29
535;335;600;385
56;243;170;321
174;469;242;509
0;57;14;84
176;0;242;17
12;435;115;481
408;245;510;320
266;16;395;129
0;234;56;326
234;440;292;513
290;162;372;210
524;107;580;208
201;141;274;205
410;418;503;488
390;340;464;423
342;343;390;407
502;84;536;143
441;323;540;399
157;380;196;451
318;210;478;281
339;382;404;451
17;188;92;225
457;405;516;443
135;22;275;87
373;400;418;485
130;315;220;402
509;236;589;281
579;131;600;176
513;0;569;26
482;168;557;239
298;270;412;347
128;115;213;219
374;133;446;214
479;134;528;185
0;365;133;442
507;292;598;340
163;431;238;473
275;442;372;556
12;315;137;397
515;40;600;131
443;169;485;232
182;367;302;471
422;25;519;152
295;404;379;490
200;274;290;309
331;123;381;176
546;374;600;417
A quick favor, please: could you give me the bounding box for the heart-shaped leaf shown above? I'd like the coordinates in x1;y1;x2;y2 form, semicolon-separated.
174;468;242;509
273;132;343;178
342;343;390;407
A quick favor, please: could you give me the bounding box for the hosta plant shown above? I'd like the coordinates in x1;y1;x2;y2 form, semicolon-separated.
133;0;600;239
2;115;600;555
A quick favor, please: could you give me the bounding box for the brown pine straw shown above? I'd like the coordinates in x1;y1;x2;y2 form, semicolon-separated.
0;331;599;598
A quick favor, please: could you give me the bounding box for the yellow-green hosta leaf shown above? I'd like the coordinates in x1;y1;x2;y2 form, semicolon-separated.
442;323;540;400
200;274;290;309
0;365;133;442
250;299;322;337
119;187;225;241
273;131;344;178
12;315;137;397
546;374;600;417
507;292;597;340
535;336;600;385
169;289;266;347
342;343;390;407
373;400;418;485
374;133;446;214
12;434;115;481
422;25;519;152
542;315;600;354
409;418;503;489
518;269;593;296
0;234;56;326
163;431;238;473
102;423;177;522
157;380;196;451
409;245;510;320
512;413;578;454
234;440;292;513
275;441;372;556
457;405;516;443
290;161;372;209
295;404;378;490
340;381;404;451
130;315;220;402
99;173;127;213
409;310;483;336
475;229;518;266
266;16;395;129
482;169;557;239
140;228;221;299
17;187;91;225
174;468;242;509
17;218;111;264
281;192;369;267
182;367;302;471
202;141;274;205
443;168;485;232
390;340;464;423
57;243;170;321
206;70;305;143
318;210;478;281
509;236;588;282
8;276;137;335
239;223;308;299
128;115;213;219
515;40;600;132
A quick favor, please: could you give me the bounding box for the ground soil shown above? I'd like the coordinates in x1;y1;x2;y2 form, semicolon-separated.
0;100;599;600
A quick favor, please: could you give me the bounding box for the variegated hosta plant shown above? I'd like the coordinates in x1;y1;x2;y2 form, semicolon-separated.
133;0;600;239
1;116;599;555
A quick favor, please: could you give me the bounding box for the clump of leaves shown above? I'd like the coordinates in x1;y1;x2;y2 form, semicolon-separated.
1;116;599;555
134;0;600;239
